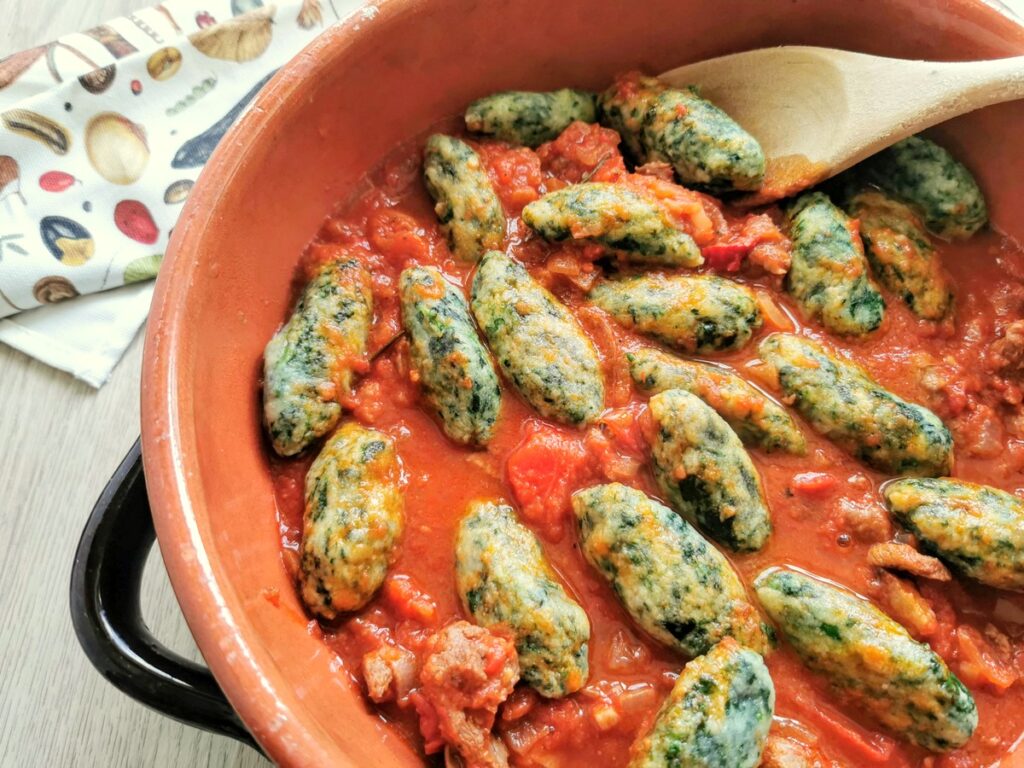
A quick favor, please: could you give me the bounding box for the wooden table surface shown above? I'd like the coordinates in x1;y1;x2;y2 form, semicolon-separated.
1;3;269;766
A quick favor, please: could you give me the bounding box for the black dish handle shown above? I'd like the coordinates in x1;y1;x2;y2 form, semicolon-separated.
69;438;260;751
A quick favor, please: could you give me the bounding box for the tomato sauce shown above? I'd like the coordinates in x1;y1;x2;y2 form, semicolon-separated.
270;119;1024;767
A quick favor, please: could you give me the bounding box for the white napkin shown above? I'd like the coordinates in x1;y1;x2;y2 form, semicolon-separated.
0;0;360;386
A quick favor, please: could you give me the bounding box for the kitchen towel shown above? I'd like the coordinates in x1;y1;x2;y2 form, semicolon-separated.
0;0;361;386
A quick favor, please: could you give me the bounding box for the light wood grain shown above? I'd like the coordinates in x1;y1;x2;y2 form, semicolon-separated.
660;47;1024;202
0;6;270;767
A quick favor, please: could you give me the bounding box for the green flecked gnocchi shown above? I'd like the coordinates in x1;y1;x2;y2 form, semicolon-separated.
573;483;770;657
521;182;703;267
455;500;591;698
785;192;885;336
464;88;598;147
263;258;373;457
399;266;502;446
754;567;977;752
846;189;953;321
300;423;404;619
642;86;765;192
628;638;775;768
649;389;772;552
627;347;805;455
588;274;762;355
597;73;664;159
422;134;505;261
471;251;604;425
598;73;765;191
757;333;952;476
884;478;1024;591
860;135;988;240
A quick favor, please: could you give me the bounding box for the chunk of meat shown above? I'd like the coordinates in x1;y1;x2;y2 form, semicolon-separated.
760;733;838;768
989;319;1024;376
867;542;952;581
873;571;938;639
362;643;418;704
413;621;520;768
836;498;893;543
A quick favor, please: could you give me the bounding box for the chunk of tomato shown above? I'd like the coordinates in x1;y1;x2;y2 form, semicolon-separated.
506;422;591;540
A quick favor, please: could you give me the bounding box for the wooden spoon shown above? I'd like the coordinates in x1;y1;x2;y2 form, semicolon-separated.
659;46;1024;204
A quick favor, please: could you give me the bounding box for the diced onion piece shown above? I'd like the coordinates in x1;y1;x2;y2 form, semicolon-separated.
755;289;795;332
503;720;552;756
591;701;621;731
745;359;780;392
617;684;659;717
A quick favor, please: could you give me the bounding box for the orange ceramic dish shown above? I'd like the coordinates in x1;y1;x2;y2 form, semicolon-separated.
141;1;1024;766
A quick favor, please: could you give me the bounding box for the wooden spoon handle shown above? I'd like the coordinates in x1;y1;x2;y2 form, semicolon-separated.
826;54;1024;173
900;56;1024;122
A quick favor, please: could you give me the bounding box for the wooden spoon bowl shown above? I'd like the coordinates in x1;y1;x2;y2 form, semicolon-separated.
661;46;1024;202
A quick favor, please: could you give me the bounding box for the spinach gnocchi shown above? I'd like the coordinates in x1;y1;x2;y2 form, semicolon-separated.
263;257;372;457
261;65;1020;768
455;500;591;698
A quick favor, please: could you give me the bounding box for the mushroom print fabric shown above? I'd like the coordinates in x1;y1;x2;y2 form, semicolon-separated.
0;0;362;383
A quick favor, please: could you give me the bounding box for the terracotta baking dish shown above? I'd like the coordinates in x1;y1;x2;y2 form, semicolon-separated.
119;0;1024;764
